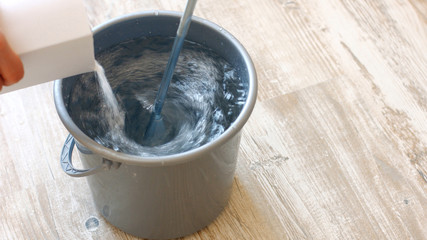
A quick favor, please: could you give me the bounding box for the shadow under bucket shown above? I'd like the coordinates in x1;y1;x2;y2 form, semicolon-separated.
54;11;257;239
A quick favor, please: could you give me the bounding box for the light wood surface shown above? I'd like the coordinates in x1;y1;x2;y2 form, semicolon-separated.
1;0;426;239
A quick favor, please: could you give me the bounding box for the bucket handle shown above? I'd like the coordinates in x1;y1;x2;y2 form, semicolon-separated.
60;134;120;177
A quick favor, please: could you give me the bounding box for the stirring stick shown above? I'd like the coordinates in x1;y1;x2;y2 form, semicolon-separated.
143;0;198;146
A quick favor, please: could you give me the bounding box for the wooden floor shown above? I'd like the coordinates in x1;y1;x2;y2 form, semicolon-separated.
1;0;426;239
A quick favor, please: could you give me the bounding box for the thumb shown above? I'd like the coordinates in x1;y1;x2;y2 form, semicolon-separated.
0;33;24;86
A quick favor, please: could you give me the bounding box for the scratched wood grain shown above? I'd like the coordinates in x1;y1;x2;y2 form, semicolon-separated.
0;0;426;239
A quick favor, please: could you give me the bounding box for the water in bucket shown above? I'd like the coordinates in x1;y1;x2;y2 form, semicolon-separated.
67;37;247;156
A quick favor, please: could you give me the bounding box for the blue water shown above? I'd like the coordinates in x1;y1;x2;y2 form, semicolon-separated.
67;37;247;157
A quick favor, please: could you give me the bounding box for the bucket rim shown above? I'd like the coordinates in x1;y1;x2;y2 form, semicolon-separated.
54;10;257;167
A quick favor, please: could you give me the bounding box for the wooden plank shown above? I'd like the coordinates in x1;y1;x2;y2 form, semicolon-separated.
239;76;427;239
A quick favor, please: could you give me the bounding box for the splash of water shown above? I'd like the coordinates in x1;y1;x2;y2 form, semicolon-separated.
68;37;247;157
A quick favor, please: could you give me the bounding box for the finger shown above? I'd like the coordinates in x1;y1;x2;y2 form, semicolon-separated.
0;34;24;86
0;75;3;91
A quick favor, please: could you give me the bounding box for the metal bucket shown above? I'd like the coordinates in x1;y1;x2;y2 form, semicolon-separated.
54;11;257;239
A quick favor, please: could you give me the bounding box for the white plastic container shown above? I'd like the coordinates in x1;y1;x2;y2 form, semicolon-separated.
0;0;94;94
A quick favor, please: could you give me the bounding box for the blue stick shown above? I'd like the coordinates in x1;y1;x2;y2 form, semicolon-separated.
143;0;198;145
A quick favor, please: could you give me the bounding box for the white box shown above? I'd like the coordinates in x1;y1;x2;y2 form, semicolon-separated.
0;0;94;94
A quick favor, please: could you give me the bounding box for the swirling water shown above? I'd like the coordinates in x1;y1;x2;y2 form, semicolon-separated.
67;37;247;157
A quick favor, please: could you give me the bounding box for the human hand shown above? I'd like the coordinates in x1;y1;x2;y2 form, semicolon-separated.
0;32;24;91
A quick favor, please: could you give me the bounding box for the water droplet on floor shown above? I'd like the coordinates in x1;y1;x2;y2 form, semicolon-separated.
85;217;99;232
102;205;110;217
